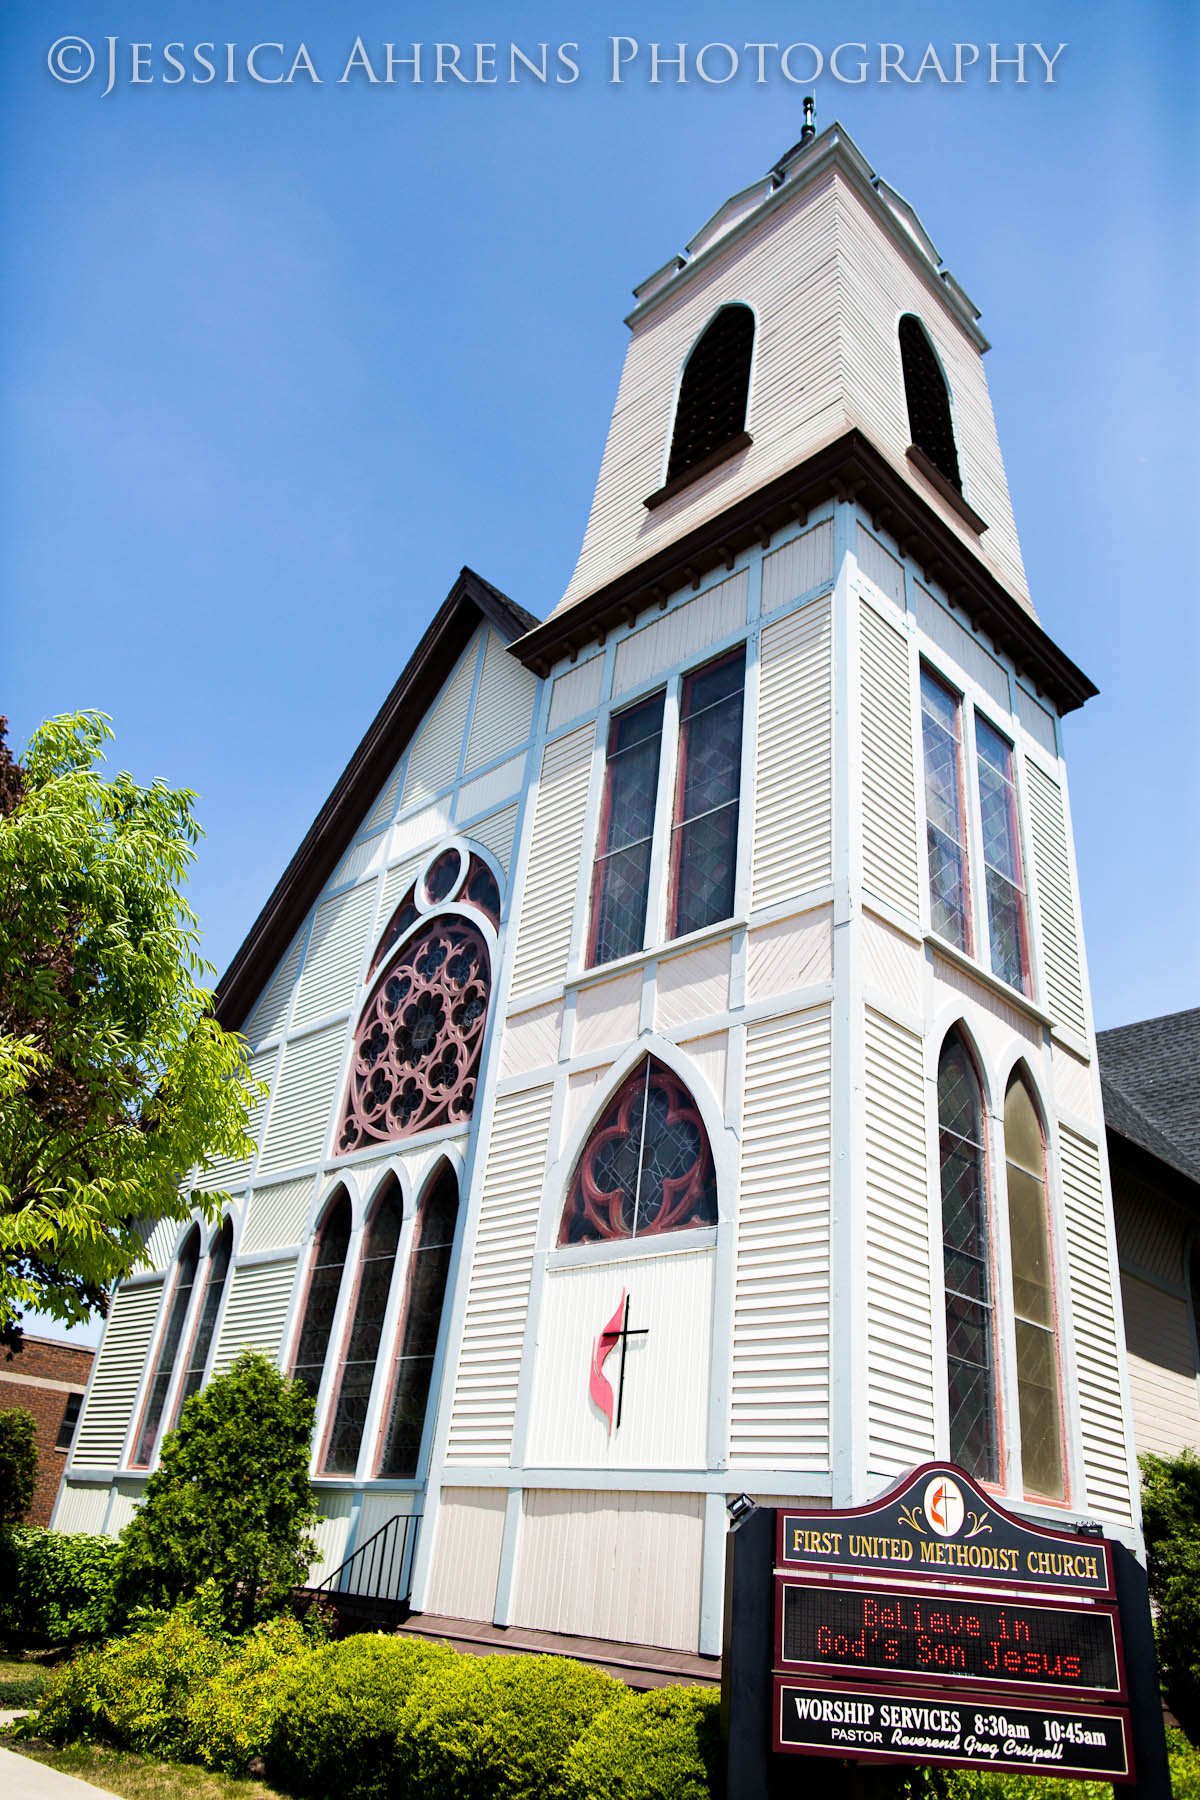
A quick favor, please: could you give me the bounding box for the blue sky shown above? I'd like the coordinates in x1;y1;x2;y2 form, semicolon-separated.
3;1;1197;1344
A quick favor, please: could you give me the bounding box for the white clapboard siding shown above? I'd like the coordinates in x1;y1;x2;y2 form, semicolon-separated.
445;1084;554;1464
732;1008;831;1471
468;803;520;877
242;1176;316;1254
548;655;605;730
1059;1128;1134;1522
194;1051;274;1193
860;600;921;921
1016;687;1057;758
612;571;748;696
864;1009;935;1478
328;832;386;892
363;761;404;834
509;728;594;997
243;934;305;1048
138;1212;183;1274
464;633;538;774
257;1025;346;1176
1025;763;1087;1037
751;597;832;909
401;635;480;809
761;521;834;614
856;524;905;608
291;886;376;1029
54;1481;112;1535
456;754;525;823
913;584;1009;711
72;1282;163;1468
211;1258;298;1375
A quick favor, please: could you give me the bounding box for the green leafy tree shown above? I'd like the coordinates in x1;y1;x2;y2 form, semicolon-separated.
0;712;262;1340
1141;1449;1200;1744
0;1407;37;1521
111;1350;320;1633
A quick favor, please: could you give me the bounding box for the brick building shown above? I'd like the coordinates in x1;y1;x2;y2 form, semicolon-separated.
1;1335;94;1525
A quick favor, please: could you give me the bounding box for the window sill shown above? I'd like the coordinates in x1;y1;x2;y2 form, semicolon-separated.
644;433;752;511
905;445;988;535
926;932;1053;1029
548;1226;717;1271
573;916;739;994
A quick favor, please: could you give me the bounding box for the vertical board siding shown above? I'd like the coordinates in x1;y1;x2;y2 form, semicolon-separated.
913;585;1008;710
53;1481;111;1535
467;803;520;876
548;656;605;729
194;1052;274;1192
732;1008;831;1470
612;571;749;696
242;1177;316;1254
464;633;538;774
445;1084;555;1464
292;886;375;1029
761;521;834;613
257;1025;346;1175
211;1258;298;1374
1025;763;1087;1037
856;525;905;608
509;729;594;997
860;600;922;921
1016;687;1057;759
401;635;480;809
243;934;304;1048
72;1282;163;1467
308;1491;354;1585
424;1488;508;1620
752;598;832;909
864;1009;935;1478
1060;1127;1134;1522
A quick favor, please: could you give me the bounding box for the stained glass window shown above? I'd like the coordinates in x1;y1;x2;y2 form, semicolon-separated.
588;693;665;967
670;651;745;938
292;1191;352;1403
921;669;972;952
1005;1073;1065;1500
667;305;755;484
559;1058;717;1247
899;314;961;492
938;1036;997;1481
975;717;1032;995
378;1165;459;1478
134;1225;200;1466
172;1218;233;1426
322;1180;403;1476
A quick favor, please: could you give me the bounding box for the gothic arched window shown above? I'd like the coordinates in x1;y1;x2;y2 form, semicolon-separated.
378;1163;460;1477
172;1217;233;1426
899;314;961;493
559;1058;717;1247
666;305;755;485
1005;1071;1065;1500
134;1224;200;1466
292;1189;352;1402
322;1178;404;1475
938;1035;997;1481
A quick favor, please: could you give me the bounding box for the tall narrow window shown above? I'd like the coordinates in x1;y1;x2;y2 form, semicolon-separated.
323;1180;403;1476
899;314;961;492
670;650;745;938
937;1036;997;1481
667;304;754;485
588;692;665;967
379;1166;459;1478
975;716;1031;995
559;1058;717;1247
921;669;972;952
172;1218;233;1425
292;1191;352;1402
1005;1074;1065;1500
134;1225;200;1466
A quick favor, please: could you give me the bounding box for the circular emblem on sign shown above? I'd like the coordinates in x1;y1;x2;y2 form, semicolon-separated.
923;1474;965;1538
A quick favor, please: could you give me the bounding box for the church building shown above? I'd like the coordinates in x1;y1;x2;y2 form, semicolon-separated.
55;119;1139;1663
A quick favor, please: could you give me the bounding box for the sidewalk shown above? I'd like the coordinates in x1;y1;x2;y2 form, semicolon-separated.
0;1745;117;1800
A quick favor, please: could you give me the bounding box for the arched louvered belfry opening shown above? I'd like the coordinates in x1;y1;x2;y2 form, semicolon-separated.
666;304;755;485
378;1161;460;1478
899;314;961;492
134;1223;201;1466
292;1188;353;1403
172;1216;234;1426
1004;1067;1065;1500
559;1057;717;1247
322;1176;405;1475
937;1031;998;1481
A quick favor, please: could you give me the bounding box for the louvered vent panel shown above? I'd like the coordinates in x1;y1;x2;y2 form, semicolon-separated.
242;1176;316;1254
363;763;404;833
211;1259;298;1376
856;524;905;607
864;1008;935;1478
401;635;480;809
860;600;921;920
456;755;524;823
292;886;375;1028
138;1213;183;1273
464;632;538;773
257;1025;346;1176
445;1084;554;1464
377;857;423;926
751;598;832;908
194;1052;274;1192
1025;763;1087;1037
469;803;520;877
761;521;834;613
612;571;748;696
328;833;385;892
731;1008;831;1470
72;1282;163;1468
243;934;304;1048
1060;1127;1133;1522
509;729;594;996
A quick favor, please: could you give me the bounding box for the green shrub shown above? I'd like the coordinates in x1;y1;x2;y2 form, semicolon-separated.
562;1684;719;1800
266;1632;456;1800
0;1525;117;1646
1141;1448;1200;1744
185;1613;314;1774
0;1409;37;1522
406;1651;624;1800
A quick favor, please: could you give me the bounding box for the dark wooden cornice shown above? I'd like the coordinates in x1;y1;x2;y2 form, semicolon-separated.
213;568;537;1034
514;429;1097;717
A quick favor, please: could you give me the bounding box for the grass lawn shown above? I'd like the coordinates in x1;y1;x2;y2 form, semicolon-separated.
8;1742;283;1800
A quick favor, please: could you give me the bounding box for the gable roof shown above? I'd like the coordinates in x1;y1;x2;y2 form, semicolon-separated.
213;567;537;1034
1097;1007;1200;1190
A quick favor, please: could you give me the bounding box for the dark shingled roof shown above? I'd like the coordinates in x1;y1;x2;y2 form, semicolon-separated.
1097;1008;1200;1189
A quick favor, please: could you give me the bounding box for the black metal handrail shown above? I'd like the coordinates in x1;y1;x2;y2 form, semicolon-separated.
312;1510;420;1605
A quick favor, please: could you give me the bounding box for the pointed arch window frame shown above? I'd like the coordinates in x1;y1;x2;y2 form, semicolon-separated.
129;1211;236;1470
1002;1065;1068;1504
645;303;756;510
936;1029;1001;1484
898;312;989;534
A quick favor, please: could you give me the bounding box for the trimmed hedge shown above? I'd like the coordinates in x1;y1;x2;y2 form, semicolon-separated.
561;1684;719;1800
0;1526;117;1646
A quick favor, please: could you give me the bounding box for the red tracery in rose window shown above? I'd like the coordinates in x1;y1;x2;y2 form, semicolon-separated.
339;917;491;1151
370;853;500;976
559;1058;717;1246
